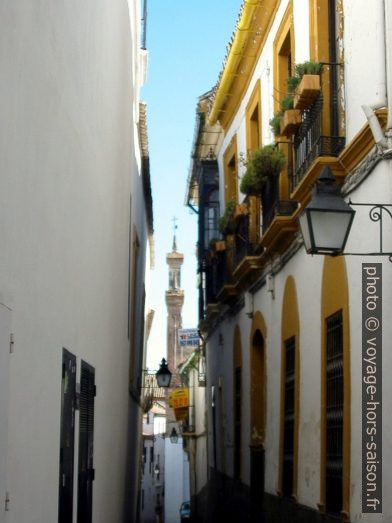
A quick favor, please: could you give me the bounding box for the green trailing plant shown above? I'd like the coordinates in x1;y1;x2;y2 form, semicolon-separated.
218;199;236;233
270;96;294;136
287;75;301;94
240;145;286;195
281;96;294;112
269;112;283;136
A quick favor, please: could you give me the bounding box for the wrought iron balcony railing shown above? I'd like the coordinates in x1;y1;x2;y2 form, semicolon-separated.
262;199;298;232
291;94;345;190
215;249;229;293
234;214;253;267
205;258;218;306
290;63;345;191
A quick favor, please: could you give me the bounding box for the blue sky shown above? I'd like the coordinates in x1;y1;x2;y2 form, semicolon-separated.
142;0;243;369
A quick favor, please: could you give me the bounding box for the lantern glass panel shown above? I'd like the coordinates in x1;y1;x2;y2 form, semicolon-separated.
156;372;171;388
309;209;353;252
299;212;312;252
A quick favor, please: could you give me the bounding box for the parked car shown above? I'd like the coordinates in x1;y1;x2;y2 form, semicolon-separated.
179;501;191;521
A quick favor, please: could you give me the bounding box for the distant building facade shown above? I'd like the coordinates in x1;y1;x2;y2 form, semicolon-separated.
140;404;166;523
164;237;190;523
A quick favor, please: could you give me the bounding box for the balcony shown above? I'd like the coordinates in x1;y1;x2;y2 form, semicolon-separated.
232;196;264;284
215;236;238;302
291;94;345;191
290;64;345;193
203;237;238;310
262;200;298;232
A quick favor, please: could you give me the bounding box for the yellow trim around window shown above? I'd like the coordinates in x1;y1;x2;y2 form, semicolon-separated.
278;276;300;499
246;80;262;152
223;136;238;204
273;1;295;113
250;311;267;447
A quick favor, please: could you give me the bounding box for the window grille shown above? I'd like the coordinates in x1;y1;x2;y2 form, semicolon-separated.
234;366;241;479
282;336;295;497
326;310;343;514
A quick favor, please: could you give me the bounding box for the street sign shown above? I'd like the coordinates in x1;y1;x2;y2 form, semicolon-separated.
178;328;199;348
169;388;189;409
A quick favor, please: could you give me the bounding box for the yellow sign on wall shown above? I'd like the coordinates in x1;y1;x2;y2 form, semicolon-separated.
174;407;188;421
169;388;189;409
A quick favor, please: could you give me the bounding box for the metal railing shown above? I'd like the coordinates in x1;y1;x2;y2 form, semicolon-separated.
262;199;298;232
291;63;345;191
205;258;218;306
234;214;253;267
291;94;345;190
215;249;229;293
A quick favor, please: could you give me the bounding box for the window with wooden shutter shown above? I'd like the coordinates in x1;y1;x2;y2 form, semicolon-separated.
58;349;76;523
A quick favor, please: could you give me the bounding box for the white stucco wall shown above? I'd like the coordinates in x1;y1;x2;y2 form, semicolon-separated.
0;1;149;522
343;0;387;142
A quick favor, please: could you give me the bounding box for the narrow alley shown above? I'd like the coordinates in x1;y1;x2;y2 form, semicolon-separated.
1;1;392;523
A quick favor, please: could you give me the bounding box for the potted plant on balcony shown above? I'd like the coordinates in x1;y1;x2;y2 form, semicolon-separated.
234;202;248;220
291;60;323;110
209;237;226;252
240;145;285;196
279;96;302;136
269;111;283;137
219;199;236;234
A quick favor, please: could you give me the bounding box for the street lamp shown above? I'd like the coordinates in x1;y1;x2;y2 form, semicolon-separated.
299;166;356;255
169;427;178;444
155;358;172;388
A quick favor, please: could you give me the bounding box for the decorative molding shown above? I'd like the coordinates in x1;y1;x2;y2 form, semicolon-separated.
342;147;382;196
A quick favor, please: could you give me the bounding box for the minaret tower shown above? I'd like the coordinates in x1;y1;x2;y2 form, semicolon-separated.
165;230;184;388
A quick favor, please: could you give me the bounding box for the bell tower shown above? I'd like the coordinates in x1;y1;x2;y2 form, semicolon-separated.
165;233;184;388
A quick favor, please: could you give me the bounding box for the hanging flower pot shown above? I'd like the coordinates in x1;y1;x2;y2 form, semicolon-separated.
280;109;302;137
293;74;321;110
219;199;236;234
214;240;226;252
234;203;248;220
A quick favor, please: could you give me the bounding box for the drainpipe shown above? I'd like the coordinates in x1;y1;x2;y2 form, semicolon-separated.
384;0;392;131
362;0;392;149
361;104;388;149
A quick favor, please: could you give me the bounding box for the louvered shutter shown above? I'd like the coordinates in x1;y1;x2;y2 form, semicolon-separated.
58;349;76;523
77;361;95;523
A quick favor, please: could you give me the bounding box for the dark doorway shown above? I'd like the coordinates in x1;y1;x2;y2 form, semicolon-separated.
77;361;96;523
58;349;77;523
